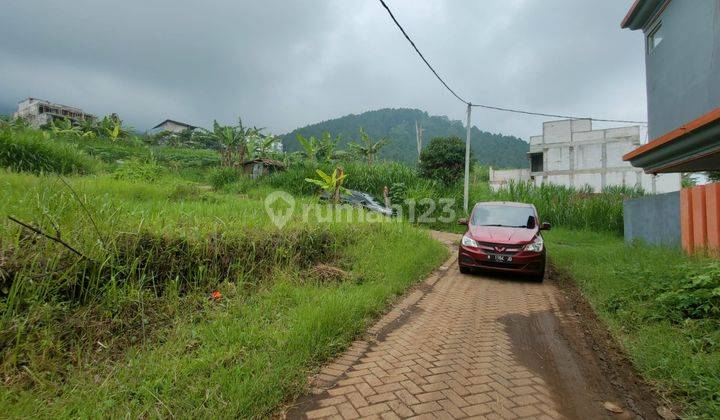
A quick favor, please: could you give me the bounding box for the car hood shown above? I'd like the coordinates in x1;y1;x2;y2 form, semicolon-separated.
467;225;537;244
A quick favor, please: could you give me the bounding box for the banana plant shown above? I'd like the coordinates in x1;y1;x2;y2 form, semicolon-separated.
305;167;349;203
296;133;318;162
349;127;389;165
296;132;341;163
49;118;82;137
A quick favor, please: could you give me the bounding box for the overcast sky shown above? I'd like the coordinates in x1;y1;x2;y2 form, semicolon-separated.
0;0;646;140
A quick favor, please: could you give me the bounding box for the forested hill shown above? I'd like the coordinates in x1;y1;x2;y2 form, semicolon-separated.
280;108;529;168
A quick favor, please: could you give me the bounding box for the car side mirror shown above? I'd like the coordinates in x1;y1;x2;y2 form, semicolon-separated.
540;222;551;231
458;218;468;226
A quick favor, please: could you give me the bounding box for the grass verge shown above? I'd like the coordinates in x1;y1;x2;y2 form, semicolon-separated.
545;229;720;418
0;172;447;418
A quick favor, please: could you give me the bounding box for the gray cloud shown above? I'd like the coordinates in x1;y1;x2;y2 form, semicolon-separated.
0;0;646;140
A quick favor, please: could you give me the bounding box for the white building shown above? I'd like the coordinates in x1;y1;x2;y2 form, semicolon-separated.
488;168;530;190
13;97;95;128
152;119;196;133
489;119;681;193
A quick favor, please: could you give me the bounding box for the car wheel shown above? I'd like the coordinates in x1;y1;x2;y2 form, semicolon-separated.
459;264;472;274
532;270;545;283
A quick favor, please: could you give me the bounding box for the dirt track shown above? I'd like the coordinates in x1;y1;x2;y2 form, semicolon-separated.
288;231;662;419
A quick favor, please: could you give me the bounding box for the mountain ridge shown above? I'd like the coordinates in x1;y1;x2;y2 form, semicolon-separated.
280;108;529;168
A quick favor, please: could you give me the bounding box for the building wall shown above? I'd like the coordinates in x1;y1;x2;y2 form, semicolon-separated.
645;0;720;139
624;191;681;247
529;119;681;193
158;121;192;133
13;98;93;128
488;168;531;191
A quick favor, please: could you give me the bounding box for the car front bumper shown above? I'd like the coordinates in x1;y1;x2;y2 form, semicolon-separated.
458;244;545;275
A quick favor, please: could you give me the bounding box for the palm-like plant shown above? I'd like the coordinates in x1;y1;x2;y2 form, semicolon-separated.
349;128;388;165
97;114;131;141
305;167;349;203
296;133;319;162
49;118;82;137
196;117;260;167
296;132;341;163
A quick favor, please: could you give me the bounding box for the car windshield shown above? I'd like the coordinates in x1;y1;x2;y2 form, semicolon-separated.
471;205;536;228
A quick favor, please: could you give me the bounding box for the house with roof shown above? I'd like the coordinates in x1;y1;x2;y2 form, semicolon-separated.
152;119;196;134
620;0;720;253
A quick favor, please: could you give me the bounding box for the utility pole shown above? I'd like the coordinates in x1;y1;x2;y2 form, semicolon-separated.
415;120;424;160
463;103;472;214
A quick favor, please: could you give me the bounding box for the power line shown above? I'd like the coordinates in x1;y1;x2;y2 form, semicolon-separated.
378;0;648;126
470;103;648;125
377;0;470;105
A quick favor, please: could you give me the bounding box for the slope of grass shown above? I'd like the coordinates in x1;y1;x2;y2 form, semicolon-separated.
0;128;96;175
0;171;447;418
545;229;720;418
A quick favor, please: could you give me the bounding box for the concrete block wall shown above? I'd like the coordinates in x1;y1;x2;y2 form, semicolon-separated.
624;191;681;247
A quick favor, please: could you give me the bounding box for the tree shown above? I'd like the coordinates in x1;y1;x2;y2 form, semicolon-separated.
418;136;471;185
349;127;389;165
707;172;720;183
682;173;698;188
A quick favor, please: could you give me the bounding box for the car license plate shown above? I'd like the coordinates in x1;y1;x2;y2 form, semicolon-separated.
488;254;512;263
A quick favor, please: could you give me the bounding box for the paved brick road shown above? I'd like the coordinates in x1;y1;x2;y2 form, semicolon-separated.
292;232;626;419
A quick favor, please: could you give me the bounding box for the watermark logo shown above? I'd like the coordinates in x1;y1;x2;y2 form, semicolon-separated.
263;190;458;229
264;190;295;228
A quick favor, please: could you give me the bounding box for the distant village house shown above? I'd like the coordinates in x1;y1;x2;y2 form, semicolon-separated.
13;97;95;128
152;119;196;134
243;157;285;179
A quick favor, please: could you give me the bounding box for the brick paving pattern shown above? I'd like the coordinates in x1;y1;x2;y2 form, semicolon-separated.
299;232;569;419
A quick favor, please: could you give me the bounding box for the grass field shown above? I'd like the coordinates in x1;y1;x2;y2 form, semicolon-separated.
545;229;720;418
0;171;447;417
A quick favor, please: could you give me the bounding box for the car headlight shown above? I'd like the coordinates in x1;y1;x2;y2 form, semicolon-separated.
461;235;479;247
523;236;544;253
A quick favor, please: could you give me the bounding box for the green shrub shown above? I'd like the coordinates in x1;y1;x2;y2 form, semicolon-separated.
419;136;470;185
0;128;95;175
71;137;220;169
268;161;419;197
209;167;241;190
112;158;166;182
654;264;720;321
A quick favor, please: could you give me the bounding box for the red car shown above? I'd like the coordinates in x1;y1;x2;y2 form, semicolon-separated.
458;201;550;282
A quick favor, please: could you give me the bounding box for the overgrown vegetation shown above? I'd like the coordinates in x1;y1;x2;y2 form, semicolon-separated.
0;120;451;417
546;229;720;418
0;127;96;175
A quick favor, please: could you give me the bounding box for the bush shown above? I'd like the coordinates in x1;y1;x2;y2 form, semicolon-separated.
0;128;95;175
268;161;419;197
209;167;241;190
112;158;166;182
654;264;720;321
419;136;470;185
71;137;220;169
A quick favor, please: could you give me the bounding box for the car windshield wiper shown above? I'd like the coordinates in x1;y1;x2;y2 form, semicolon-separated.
480;224;527;228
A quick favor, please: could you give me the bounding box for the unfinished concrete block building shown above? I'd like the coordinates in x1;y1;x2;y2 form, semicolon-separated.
527;119;680;193
13;97;95;128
